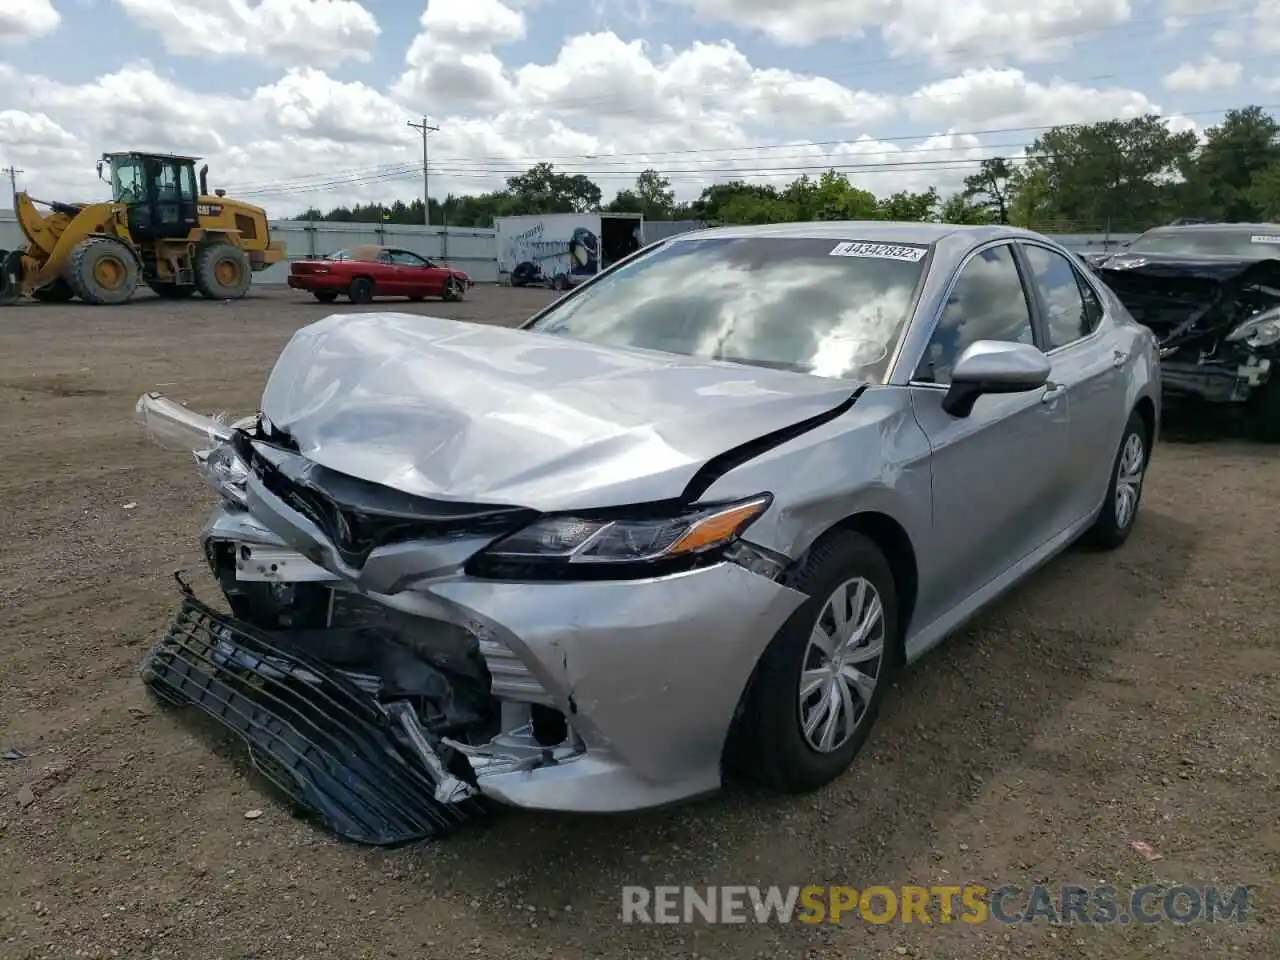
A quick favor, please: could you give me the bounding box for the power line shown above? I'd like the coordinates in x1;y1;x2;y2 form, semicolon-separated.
225;101;1279;201
2;165;22;197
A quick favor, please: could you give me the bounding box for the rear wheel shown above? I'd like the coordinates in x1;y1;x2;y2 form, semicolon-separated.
64;237;140;305
147;281;196;299
312;291;338;303
732;531;899;793
348;277;374;303
33;278;75;302
194;242;252;300
1084;410;1148;550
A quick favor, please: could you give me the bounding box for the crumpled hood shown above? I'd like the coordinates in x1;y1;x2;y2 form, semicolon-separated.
1093;253;1280;343
258;312;859;511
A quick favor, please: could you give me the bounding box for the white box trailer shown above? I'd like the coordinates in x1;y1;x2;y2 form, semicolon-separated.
495;212;644;289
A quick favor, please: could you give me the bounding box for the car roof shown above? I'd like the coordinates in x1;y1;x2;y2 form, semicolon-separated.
667;220;1049;246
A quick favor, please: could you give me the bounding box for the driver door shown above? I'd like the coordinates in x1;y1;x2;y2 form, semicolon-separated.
388;249;443;297
907;242;1071;627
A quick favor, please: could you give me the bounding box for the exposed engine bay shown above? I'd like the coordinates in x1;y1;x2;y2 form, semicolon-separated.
1088;254;1280;418
135;393;586;845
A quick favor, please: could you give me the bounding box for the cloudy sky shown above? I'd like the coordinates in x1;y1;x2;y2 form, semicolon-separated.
0;0;1274;217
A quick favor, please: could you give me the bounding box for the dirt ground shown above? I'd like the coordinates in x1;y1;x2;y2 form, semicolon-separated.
0;285;1276;960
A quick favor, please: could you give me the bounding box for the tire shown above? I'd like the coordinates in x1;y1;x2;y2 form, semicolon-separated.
442;276;464;302
732;531;900;794
147;281;196;299
1249;377;1280;442
312;291;338;303
33;278;75;302
194;241;252;300
63;237;140;305
1083;409;1149;550
348;277;374;303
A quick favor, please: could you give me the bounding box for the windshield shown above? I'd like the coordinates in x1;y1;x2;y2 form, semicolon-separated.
524;236;929;383
1128;229;1280;259
109;157;145;204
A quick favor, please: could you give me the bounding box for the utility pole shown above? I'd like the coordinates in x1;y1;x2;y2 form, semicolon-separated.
406;117;439;228
2;165;22;200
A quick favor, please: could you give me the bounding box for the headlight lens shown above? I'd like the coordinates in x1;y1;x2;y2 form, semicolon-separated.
1226;314;1280;347
196;441;249;506
481;495;772;565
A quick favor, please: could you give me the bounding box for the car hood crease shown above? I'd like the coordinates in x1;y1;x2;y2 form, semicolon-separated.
258;312;861;511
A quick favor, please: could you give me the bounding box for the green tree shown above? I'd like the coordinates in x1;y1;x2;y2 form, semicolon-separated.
939;192;994;224
1184;106;1280;221
505;162;602;214
1017;116;1198;230
962;158;1014;223
877;187;939;222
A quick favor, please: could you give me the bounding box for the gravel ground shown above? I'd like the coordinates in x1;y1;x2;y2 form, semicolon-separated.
0;285;1276;960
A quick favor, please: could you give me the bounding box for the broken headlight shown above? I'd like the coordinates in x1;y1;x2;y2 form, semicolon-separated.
196;441;249;507
1226;311;1280;349
471;495;772;576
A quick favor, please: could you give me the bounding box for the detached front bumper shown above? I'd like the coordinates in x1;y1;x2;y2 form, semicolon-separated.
161;504;806;826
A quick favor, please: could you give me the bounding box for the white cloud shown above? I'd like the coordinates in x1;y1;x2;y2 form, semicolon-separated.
669;0;1133;64
1163;55;1242;91
0;11;1196;216
907;68;1161;128
0;0;60;42
111;0;381;68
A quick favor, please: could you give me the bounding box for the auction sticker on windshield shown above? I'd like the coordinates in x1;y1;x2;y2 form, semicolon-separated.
1250;235;1280;244
829;241;928;262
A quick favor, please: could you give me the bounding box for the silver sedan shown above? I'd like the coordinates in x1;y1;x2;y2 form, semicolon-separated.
138;221;1160;835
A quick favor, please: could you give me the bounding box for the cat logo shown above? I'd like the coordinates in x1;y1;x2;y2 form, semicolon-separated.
197;203;223;217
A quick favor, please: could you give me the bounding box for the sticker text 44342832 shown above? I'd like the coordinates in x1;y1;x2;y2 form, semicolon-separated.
829;241;928;262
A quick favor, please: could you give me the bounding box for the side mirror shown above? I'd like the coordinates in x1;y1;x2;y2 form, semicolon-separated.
941;340;1051;418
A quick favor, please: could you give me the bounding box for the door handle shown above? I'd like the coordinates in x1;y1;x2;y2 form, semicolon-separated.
1041;382;1066;403
1113;350;1129;368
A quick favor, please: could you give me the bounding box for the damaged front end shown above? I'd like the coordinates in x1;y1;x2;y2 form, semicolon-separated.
1092;254;1280;405
134;393;586;845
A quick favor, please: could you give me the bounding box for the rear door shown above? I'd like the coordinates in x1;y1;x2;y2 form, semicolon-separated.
907;242;1071;625
1017;241;1125;525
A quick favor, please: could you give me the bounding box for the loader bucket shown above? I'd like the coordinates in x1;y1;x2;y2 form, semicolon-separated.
0;249;23;304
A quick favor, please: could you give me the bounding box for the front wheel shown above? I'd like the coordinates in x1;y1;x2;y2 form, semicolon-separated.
194;242;252;300
348;277;374;303
1084;409;1148;550
1249;377;1280;442
731;531;898;794
442;276;464;302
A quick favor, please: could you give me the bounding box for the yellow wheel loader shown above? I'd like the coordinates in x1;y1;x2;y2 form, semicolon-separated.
0;152;286;305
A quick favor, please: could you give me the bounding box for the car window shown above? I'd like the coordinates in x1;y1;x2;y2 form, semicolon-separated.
1023;244;1100;349
523;236;931;384
377;250;393;264
916;244;1034;384
327;251;350;260
389;250;428;267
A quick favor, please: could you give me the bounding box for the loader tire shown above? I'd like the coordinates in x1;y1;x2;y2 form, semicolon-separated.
0;249;22;304
148;281;196;299
33;279;75;302
194;242;252;300
64;237;140;306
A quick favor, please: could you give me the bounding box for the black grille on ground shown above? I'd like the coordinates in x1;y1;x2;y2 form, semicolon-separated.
141;590;489;845
233;432;536;568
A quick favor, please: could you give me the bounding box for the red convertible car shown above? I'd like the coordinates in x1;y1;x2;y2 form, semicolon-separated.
287;245;473;304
